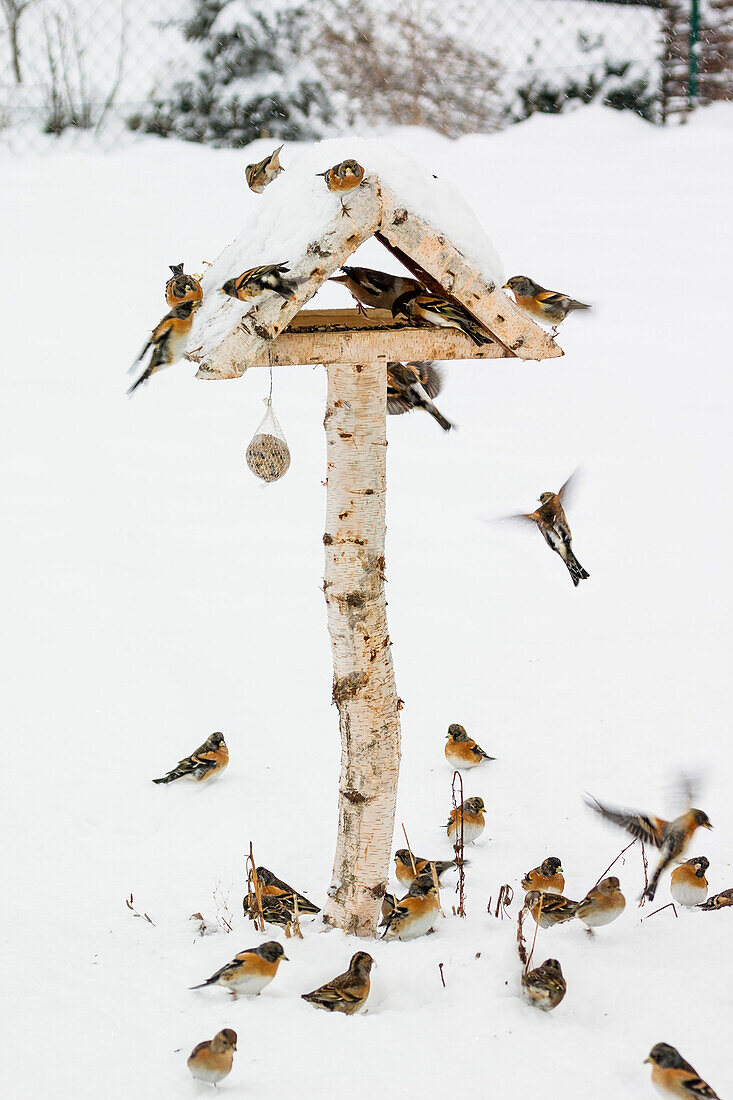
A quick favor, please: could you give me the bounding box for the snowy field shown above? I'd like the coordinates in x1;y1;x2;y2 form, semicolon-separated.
2;106;733;1098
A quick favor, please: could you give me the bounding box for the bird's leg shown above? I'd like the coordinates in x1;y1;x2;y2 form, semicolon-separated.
550;324;559;338
584;926;595;938
340;199;352;218
350;295;368;317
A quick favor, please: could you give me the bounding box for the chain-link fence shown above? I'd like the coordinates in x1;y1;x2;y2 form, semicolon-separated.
1;0;731;153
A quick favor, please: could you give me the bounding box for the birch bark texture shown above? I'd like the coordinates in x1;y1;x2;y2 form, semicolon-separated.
322;360;401;937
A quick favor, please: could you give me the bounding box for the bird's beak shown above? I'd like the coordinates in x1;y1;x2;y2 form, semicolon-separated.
705;822;713;829
281;954;290;962
502;282;509;290
643;1057;651;1064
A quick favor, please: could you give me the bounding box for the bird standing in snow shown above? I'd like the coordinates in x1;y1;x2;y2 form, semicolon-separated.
504;275;589;332
393;849;457;890
380;875;440;941
387;361;453;431
446;796;486;845
392;289;493;347
329;265;422;314
644;1043;721;1099
521;958;566;1011
221;263;303;303
127;298;201;396
575;876;626;930
316;159;365;215
523;890;579;928
444;723;494;769
521;857;565;895
301;951;373;1014
165;262;203;308
245;144;284;193
152;731;228;785
243;866;320;925
585;795;713;902
513;475;590;587
670;857;709;907
187;1029;237;1085
190;941;288;998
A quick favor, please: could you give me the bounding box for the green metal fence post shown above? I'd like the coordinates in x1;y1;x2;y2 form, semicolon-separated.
689;0;700;106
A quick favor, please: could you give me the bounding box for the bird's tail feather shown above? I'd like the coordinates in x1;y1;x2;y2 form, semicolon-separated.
564;549;589;587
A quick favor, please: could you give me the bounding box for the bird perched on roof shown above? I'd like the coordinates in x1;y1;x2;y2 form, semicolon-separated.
165;263;203;308
504;275;589;332
245;144;284;194
152;731;228;785
316;159;365;215
190;941;287;998
387;361;453;431
444;723;494;770
670;857;709;907
128;298;201;396
575;876;626;930
644;1043;721;1099
521;958;566;1012
187;1029;237;1085
585;795;713;902
446;796;486;845
521;857;565;895
301;951;373;1015
243;866;320;925
392;289;493;347
221;263;303;304
330;265;422;314
524;890;579;928
380;874;440;941
697;887;733;911
513;474;590;587
393;849;458;890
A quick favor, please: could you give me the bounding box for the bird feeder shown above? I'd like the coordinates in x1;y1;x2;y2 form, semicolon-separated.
186;140;562;937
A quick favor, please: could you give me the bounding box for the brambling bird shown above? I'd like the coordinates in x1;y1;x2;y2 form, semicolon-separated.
575;876;626;929
521;857;565;895
521;958;566;1012
514;474;589;587
504;275;589;331
329;265;422;313
444;723;494;769
394;849;457;890
524;890;579;928
190;941;287;998
165;263;203;308
380;874;441;941
187;1029;237;1085
446;796;486;845
386;361;453;431
245;144;284;193
301;951;373;1015
698;887;733;910
645;1043;721;1099
585;795;712;901
221;263;303;304
392;289;493;346
381;891;398;921
127;298;201;396
670;857;709;907
152;731;228;784
243;866;320;923
316;159;365;215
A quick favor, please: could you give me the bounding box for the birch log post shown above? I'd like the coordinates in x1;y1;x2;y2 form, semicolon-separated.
322;360;401;937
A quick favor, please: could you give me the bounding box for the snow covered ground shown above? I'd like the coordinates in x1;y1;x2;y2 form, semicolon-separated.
2;106;733;1098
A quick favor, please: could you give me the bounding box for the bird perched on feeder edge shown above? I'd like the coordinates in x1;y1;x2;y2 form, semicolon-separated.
301;951;374;1015
523;890;579;928
380;874;441;941
190;941;288;998
316;159;365;215
152;731;228;784
585;795;713;902
575;876;626;929
387;361;453;431
521;857;565;895
392;289;493;347
127;298;201;396
393;849;458;890
512;473;589;588
504;275;590;333
521;958;566;1012
165;263;203;308
644;1043;722;1099
221;263;303;303
446;796;486;845
245;144;284;193
444;723;494;769
187;1029;237;1085
697;887;733;910
243;865;320;923
329;265;423;314
670;857;709;907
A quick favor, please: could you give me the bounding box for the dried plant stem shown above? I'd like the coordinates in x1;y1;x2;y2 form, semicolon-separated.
451;770;466;917
401;823;418;879
245;842;265;933
643;902;678;921
516;907;528;967
438;962;446;988
593;838;638;887
525;894;543;973
638;841;650;907
125;893;155;926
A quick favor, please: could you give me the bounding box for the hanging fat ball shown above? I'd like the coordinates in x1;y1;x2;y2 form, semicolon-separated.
392;289;493;347
521;958;566;1011
510;473;589;588
504;275;589;329
165;263;203;308
221;263;303;303
246;398;291;483
386;361;453;431
316;159;365;216
152;731;228;784
128;298;201;396
245;144;284;194
329;265;422;313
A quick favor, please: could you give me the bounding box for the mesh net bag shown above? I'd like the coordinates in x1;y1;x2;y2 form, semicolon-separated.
246;398;291;483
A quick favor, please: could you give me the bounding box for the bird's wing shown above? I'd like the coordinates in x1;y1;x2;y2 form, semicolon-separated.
585;796;665;847
557;469;581;503
536;290;568;307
